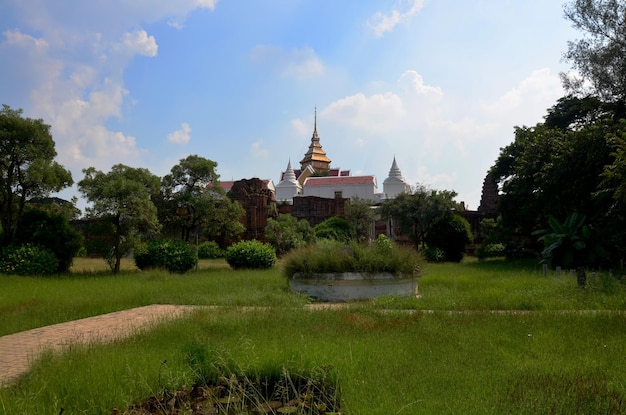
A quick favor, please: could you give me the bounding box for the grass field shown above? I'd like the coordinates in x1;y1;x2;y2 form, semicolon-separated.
1;258;625;414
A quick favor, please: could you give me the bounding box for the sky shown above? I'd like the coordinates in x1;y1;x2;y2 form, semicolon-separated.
0;0;581;213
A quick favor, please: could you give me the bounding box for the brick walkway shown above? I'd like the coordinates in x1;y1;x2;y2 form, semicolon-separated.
0;304;197;386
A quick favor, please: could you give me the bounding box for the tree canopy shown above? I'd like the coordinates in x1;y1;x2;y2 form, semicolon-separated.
488;0;626;267
78;164;161;273
490;98;615;237
562;0;626;107
0;105;73;245
380;185;459;249
158;155;244;243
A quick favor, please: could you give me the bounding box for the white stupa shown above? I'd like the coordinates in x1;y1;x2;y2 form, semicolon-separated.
382;156;411;198
275;159;302;202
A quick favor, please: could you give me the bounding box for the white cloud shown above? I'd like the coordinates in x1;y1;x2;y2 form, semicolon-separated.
398;70;442;97
290;118;309;138
282;47;325;79
194;0;218;9
0;1;218;177
251;45;325;80
167;123;192;144
250;139;269;158
323;92;406;133
120;30;158;57
484;68;564;126
3;29;49;50
367;0;425;38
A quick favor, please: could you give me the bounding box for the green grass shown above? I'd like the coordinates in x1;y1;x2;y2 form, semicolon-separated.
1;309;625;414
0;259;307;336
1;257;626;414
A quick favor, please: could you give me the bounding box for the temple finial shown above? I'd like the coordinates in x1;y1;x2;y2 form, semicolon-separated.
314;106;317;134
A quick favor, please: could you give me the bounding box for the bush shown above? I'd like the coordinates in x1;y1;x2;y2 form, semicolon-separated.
265;214;315;256
424;214;473;262
476;243;506;261
0;244;59;275
134;239;197;273
421;245;446;263
282;236;421;278
314;217;352;241
225;240;277;269
197;241;225;259
14;208;83;272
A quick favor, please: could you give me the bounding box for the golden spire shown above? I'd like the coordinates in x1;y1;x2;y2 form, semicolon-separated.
300;106;331;172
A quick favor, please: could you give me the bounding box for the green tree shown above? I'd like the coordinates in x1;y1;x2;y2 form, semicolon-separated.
264;213;314;256
424;214;473;263
159;155;244;243
13;208;83;273
314;216;353;241
533;213;609;290
78;164;161;274
345;197;376;242
562;0;626;108
0;105;73;245
490;101;614;237
380;185;459;249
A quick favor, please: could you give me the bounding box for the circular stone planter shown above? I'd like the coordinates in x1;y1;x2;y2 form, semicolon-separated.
289;272;419;302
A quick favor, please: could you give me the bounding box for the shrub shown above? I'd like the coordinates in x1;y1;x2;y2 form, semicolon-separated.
424;214;473;262
265;214;315;256
134;238;197;273
14;208;83;272
282;237;421;278
0;244;59;275
197;241;225;259
476;243;506;261
421;245;446;263
225;240;277;269
314;217;353;241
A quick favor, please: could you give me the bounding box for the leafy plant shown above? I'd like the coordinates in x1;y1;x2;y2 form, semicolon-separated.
282;237;421;278
314;216;352;241
134;238;197;273
0;244;59;275
476;243;506;261
225;240;277;269
264;214;315;256
156;344;342;415
533;212;607;268
421;245;446;263
424;214;473;262
197;241;225;259
13;208;83;272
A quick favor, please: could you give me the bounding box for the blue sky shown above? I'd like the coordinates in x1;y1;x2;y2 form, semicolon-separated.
0;0;579;212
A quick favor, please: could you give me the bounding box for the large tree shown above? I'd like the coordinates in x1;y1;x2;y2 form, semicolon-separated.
159;155;244;243
491;105;614;236
78;164;161;273
490;96;623;264
0;105;73;245
381;185;459;249
562;0;626;108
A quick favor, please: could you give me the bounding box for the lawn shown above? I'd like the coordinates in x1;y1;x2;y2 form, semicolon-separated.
1;258;625;414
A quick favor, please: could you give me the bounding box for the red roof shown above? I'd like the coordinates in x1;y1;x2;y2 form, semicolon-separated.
304;176;376;186
219;181;235;191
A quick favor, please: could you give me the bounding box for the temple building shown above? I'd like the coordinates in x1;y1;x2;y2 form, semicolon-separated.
275;110;410;203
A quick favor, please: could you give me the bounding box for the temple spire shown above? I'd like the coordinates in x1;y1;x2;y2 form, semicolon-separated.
300;107;330;172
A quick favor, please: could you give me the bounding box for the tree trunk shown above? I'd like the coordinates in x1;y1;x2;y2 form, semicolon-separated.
113;214;122;274
576;267;586;288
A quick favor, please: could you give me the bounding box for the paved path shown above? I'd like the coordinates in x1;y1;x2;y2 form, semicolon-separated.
0;304;197;386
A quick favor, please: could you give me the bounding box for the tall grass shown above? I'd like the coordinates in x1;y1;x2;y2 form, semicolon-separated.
1;257;626;413
1;308;625;414
0;260;306;336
